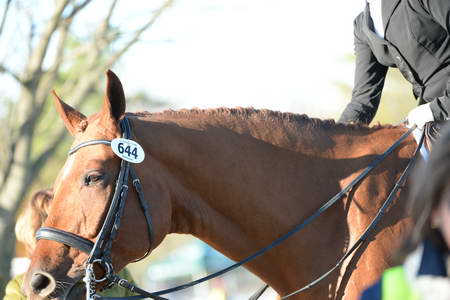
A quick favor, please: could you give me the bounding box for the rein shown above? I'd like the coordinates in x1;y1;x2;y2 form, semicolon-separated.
273;127;424;299
35;120;422;300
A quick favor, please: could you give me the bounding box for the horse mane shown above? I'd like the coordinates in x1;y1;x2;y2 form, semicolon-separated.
127;107;395;131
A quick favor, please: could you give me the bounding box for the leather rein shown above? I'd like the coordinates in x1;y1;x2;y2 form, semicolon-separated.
35;118;423;300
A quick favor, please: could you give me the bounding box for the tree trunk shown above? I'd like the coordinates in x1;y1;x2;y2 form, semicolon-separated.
0;128;35;298
0;213;16;298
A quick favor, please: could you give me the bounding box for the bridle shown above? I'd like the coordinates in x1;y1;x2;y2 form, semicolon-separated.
36;117;164;300
35;117;424;300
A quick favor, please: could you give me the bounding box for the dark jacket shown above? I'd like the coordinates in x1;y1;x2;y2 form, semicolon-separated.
360;239;448;300
339;0;450;124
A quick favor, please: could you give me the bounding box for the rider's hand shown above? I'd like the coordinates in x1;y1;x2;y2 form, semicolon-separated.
407;103;434;129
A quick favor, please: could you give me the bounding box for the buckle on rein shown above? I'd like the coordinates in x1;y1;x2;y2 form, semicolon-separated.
85;259;114;299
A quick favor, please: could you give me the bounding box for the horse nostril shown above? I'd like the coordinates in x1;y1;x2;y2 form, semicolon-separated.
30;272;51;294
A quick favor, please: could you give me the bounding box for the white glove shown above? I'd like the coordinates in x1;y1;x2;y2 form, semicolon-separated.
407;103;434;129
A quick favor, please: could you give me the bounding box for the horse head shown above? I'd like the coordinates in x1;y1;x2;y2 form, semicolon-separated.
24;71;171;300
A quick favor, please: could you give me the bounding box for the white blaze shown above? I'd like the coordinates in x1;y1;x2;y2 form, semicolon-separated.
62;155;76;180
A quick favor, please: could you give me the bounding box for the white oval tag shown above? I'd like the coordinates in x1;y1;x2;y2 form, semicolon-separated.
111;138;145;163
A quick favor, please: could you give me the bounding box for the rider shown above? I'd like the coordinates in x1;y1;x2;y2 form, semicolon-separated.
4;189;136;300
359;124;450;299
339;0;450;128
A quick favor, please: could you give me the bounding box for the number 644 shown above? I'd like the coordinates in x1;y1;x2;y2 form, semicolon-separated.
118;143;138;159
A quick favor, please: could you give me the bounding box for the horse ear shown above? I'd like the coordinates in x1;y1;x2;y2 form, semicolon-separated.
53;90;87;136
102;70;126;122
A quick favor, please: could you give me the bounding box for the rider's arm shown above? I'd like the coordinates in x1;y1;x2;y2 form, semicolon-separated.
417;0;450;121
359;279;382;300
339;15;388;124
421;0;450;32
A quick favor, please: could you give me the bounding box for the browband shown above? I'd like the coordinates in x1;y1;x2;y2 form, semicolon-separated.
69;140;112;155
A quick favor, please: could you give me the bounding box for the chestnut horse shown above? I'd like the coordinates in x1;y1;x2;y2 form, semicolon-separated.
25;71;417;300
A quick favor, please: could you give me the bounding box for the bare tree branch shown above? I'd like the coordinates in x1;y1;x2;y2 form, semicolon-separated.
50;20;71;73
27;8;36;58
59;0;174;114
0;1;175;293
1;0;173;189
57;1;120;95
85;0;120;66
105;0;173;68
31;129;68;175
64;0;92;21
0;64;23;84
55;1;117;94
0;0;12;38
35;19;72;108
25;0;71;78
0;141;16;193
96;0;117;37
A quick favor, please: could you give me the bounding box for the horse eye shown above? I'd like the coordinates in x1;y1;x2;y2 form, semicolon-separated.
84;173;104;186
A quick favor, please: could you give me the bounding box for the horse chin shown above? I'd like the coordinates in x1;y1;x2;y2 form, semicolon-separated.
26;284;85;300
54;271;86;300
45;274;86;300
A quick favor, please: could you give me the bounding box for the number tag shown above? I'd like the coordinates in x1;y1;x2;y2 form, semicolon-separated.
111;138;145;163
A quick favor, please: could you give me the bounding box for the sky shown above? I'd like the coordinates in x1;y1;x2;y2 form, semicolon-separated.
0;1;366;120
117;0;365;119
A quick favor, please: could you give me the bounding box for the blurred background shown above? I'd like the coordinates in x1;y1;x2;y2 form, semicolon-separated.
0;0;417;299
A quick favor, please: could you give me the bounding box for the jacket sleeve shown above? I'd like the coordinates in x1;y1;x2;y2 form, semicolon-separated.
359;279;382;300
419;0;450;121
4;275;27;300
339;16;388;124
421;0;450;32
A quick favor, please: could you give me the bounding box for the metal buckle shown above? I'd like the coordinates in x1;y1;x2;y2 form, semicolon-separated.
89;259;114;283
133;178;144;193
132;178;140;186
120;184;129;198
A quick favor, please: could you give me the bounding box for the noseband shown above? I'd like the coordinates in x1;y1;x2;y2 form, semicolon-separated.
36;117;161;299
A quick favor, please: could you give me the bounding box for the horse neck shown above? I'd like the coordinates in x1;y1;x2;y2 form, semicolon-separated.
130;116;330;254
130;115;413;265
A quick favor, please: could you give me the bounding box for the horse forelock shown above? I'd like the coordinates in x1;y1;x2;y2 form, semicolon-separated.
64;110;127;154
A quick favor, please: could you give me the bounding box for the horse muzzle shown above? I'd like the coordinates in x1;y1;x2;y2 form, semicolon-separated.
29;271;57;299
25;269;85;300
